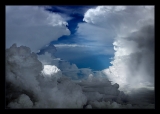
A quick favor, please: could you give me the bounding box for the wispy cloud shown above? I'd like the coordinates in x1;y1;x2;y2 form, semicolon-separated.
54;44;90;47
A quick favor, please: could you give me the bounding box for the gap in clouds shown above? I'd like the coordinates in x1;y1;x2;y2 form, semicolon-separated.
53;45;113;70
39;5;115;71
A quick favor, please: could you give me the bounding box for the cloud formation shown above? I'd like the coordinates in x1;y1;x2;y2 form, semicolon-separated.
6;44;87;108
6;44;154;108
78;6;154;50
5;5;154;109
6;6;70;52
82;5;154;92
104;25;154;92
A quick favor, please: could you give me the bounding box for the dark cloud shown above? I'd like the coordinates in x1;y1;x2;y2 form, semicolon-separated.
6;44;154;108
127;88;155;106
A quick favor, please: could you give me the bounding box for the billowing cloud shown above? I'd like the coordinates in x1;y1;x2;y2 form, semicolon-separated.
6;6;70;52
103;24;154;92
78;6;154;48
82;5;154;92
83;6;154;32
6;44;87;108
80;6;155;107
6;44;154;108
6;5;155;109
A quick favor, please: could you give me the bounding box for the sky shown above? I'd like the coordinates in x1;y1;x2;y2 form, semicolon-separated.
39;5;114;71
5;5;155;109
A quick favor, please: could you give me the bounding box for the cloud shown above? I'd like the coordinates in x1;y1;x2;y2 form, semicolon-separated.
38;44;57;55
6;44;42;92
46;6;97;17
8;94;34;108
41;65;62;78
55;43;114;54
83;5;154;91
76;6;150;55
6;5;155;109
54;44;90;47
6;44;154;108
38;51;84;80
6;44;87;108
103;18;154;93
6;6;70;52
80;6;155;107
83;6;154;30
37;51;97;80
80;6;154;43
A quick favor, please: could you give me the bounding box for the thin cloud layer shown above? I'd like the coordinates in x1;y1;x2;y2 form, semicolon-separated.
6;6;70;52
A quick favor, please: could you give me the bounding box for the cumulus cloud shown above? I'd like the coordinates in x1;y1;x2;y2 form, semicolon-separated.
103;25;155;100
6;44;87;108
8;94;34;108
40;53;78;78
6;6;70;52
78;6;154;48
83;5;154;91
83;6;154;31
80;5;155;107
41;65;62;78
6;5;155;109
6;44;42;92
6;44;154;108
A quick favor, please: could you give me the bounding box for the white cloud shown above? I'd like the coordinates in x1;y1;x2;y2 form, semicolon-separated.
103;25;154;93
83;6;154;37
41;65;61;77
82;6;154;94
6;6;70;52
54;44;90;47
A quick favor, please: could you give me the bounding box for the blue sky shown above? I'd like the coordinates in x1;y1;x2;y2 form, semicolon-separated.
38;5;114;70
